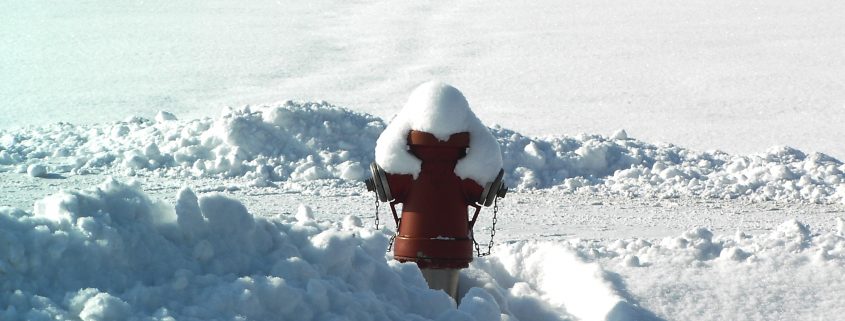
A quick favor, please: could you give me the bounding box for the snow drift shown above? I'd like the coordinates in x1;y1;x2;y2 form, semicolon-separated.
0;178;654;321
2;102;844;203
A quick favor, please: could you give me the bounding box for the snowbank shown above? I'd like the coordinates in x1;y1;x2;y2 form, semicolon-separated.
0;102;383;185
1;178;655;321
1;178;458;320
2;102;844;203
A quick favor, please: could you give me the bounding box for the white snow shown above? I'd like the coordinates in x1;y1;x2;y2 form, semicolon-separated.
3;177;843;320
3;1;845;319
1;178;656;321
3;179;448;320
0;106;843;319
3;106;844;204
375;81;504;184
3;1;844;160
26;164;47;178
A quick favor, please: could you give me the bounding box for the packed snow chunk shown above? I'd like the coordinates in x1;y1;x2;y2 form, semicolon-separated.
457;288;503;321
74;290;132;321
766;219;812;251
154;111;178;122
338;160;367;181
296;204;315;222
658;227;722;262
375;81;503;185
611;129;629;140
26;164;48;177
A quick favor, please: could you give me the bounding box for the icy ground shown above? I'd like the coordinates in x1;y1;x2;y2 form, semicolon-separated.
2;105;844;320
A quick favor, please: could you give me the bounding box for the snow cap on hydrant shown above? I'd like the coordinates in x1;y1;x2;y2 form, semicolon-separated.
366;80;508;300
375;80;503;185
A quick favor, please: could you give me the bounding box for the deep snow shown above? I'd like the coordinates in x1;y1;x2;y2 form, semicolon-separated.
0;178;659;321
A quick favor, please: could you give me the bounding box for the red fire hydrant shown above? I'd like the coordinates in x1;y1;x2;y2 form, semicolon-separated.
365;81;506;300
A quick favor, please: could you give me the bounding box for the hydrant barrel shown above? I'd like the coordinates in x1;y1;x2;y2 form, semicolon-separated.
391;130;483;269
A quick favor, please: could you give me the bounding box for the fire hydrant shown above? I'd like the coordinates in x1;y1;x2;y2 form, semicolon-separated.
365;81;507;300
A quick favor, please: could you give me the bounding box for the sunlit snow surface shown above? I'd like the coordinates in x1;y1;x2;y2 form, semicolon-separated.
2;0;844;158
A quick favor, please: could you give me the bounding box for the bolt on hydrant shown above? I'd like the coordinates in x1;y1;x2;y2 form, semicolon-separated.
365;81;507;301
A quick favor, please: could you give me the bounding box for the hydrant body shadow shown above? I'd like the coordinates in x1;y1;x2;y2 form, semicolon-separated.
366;81;506;301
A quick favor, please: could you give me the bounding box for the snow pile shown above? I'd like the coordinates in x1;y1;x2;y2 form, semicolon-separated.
375;81;503;184
0;101;383;184
567;219;845;320
2;102;845;203
1;178;445;320
573;219;845;266
494;127;845;203
0;178;650;321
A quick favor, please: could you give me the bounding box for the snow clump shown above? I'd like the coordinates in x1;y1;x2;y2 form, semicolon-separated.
26;164;47;177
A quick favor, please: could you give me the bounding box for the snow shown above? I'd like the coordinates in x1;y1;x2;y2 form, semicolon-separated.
3;1;845;319
0;178;655;321
3;104;845;204
26;164;47;178
375;81;504;184
3;176;843;320
2;0;844;160
3;178;449;320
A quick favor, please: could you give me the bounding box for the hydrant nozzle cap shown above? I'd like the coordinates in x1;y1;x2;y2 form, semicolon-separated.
364;178;375;192
497;185;508;198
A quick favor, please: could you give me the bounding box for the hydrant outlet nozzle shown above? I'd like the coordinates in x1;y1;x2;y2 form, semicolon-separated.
498;185;508;199
365;178;376;192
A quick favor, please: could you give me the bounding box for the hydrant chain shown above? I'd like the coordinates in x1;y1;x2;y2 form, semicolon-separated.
487;196;500;255
374;192;381;230
387;202;401;251
474;195;501;257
